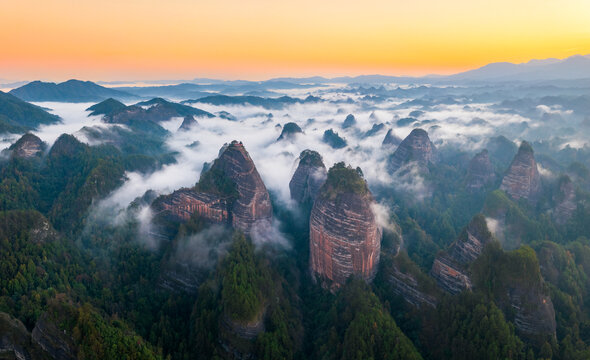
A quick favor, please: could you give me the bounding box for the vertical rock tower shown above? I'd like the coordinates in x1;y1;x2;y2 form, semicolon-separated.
310;163;381;289
289;150;327;204
500;141;542;202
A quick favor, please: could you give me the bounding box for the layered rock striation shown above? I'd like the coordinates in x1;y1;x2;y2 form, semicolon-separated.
289;150;327;204
8;133;45;159
152;141;272;235
500;141;542;202
431;214;494;294
310;163;381;289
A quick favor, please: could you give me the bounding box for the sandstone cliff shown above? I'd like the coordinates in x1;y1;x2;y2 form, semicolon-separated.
388;128;437;172
289;150;327;204
552;175;576;225
430;214;494;294
465;149;496;192
310;163;381;289
31;313;76;360
152;141;272;236
500;141;542;203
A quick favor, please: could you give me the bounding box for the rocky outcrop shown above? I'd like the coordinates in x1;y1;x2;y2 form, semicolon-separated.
178;115;198;130
153;141;272;236
152;189;230;224
465;149;496;192
209;141;272;234
322;129;347;149
277;122;303;141
310;163;381;289
507;286;556;339
382;128;402;147
8;133;45;159
431;214;494;294
500;141;542;203
289;150;327;204
342;114;356;129
364;123;385;137
31;313;76;360
381;253;438;308
388;128;437;172
0;312;49;360
552;175;576;225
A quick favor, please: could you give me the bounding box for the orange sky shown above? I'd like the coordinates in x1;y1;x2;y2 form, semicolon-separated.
1;0;590;81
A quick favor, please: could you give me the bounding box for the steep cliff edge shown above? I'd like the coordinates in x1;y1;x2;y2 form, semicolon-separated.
152;141;272;236
500;141;542;203
0;312;51;360
552;175;576;225
388;128;437;172
430;214;494;294
465;149;496;192
310;163;381;289
289;150;327;204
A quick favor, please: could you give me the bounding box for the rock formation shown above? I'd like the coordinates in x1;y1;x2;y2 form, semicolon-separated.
500;141;542;202
552;175;576;225
289;150;327;204
430;214;494;294
277;122;303;141
0;312;50;360
382;128;402;147
310;163;381;289
32;313;76;360
342;114;356;129
152;141;272;236
178;115;198;130
8;133;45;159
388;128;437;172
465;149;496;192
364;123;385;137
381;253;438;308
322;129;347;149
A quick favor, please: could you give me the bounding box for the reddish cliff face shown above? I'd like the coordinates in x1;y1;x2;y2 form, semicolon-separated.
500;141;542;202
9;133;45;159
552;175;576;225
310;163;381;289
388;128;437;172
431;214;493;294
289;150;327;204
152;189;230;225
465;149;496;192
151;141;272;236
209;141;273;234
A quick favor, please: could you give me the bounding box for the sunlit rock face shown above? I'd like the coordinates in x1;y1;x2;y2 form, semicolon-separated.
289;150;327;205
552;175;576;225
309;163;381;289
500;141;542;202
388;128;437;172
152;140;272;235
465;149;496;192
212;141;272;234
431;214;493;294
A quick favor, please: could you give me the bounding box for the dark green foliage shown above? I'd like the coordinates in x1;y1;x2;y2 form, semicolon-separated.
0;90;60;131
321;162;368;199
86;98;127;116
9;79;133;102
220;234;268;322
314;278;422;360
195;166;239;202
423;292;526;360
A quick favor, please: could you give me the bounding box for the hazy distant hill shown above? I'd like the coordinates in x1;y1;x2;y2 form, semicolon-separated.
0;90;60;133
9;79;136;102
446;54;590;82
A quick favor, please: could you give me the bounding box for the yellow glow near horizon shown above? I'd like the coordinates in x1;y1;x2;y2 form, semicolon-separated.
1;0;590;81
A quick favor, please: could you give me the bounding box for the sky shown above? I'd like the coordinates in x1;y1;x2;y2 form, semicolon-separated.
1;0;590;81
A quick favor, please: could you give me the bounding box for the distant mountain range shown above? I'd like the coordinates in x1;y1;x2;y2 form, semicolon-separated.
6;55;590;101
0;91;60;133
9;79;136;102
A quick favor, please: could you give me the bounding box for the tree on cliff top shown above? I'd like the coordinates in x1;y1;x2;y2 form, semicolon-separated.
322;162;368;200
